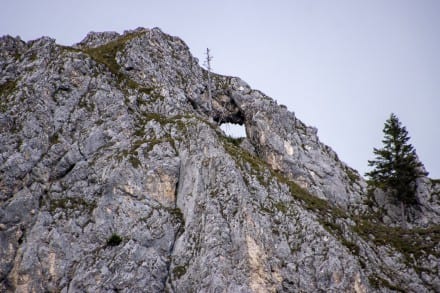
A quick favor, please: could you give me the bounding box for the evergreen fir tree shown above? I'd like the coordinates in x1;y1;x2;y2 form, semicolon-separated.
366;113;427;221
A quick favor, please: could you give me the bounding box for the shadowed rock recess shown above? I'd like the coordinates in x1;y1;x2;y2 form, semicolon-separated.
1;27;439;292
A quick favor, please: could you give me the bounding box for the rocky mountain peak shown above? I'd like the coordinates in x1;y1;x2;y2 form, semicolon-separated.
1;27;439;292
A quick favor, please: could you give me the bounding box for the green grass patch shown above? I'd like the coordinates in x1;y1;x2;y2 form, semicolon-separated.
137;112;189;138
173;265;187;278
128;155;141;168
163;206;185;235
368;274;406;292
83;32;139;78
222;138;268;186
0;79;17;97
345;166;360;184
166;207;185;225
221;133;369;259
341;239;360;255
429;178;440;185
49;133;60;145
221;134;347;218
0;79;17;112
354;220;440;261
78;97;95;112
45;196;96;215
272;169;346;219
106;233;123;246
273;202;289;214
223;135;244;147
82;31;157;95
259;203;274;215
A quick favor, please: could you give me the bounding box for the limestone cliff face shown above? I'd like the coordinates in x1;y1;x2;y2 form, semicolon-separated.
1;27;439;292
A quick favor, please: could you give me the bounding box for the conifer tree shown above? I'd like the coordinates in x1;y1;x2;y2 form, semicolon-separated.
204;48;213;113
366;113;427;225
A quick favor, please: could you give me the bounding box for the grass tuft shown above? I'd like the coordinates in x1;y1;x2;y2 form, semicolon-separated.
173;265;187;278
106;233;123;246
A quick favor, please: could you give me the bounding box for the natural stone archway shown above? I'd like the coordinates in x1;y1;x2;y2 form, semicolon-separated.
186;86;245;125
207;75;367;211
211;93;245;125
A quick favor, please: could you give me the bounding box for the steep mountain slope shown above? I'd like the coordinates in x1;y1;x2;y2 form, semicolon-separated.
1;27;439;292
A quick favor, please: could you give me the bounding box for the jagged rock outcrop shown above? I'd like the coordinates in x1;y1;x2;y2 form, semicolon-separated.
1;27;439;292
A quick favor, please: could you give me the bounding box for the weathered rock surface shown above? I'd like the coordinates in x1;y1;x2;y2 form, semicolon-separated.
1;27;439;292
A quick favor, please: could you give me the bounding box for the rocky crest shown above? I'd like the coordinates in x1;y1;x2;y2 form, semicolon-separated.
1;27;439;292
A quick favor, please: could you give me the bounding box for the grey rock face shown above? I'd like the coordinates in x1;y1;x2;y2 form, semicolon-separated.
222;77;367;212
1;28;439;292
371;176;440;227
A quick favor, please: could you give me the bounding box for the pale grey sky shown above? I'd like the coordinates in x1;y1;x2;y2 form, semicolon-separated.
2;0;439;178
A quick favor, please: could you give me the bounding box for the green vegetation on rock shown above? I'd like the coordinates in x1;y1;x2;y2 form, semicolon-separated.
106;233;123;246
173;265;187;278
0;79;17;112
366;113;427;205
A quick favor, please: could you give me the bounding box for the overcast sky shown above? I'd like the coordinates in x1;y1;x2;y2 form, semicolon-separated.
2;0;439;178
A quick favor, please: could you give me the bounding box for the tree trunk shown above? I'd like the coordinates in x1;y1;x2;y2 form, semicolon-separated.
205;48;212;113
400;201;406;229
